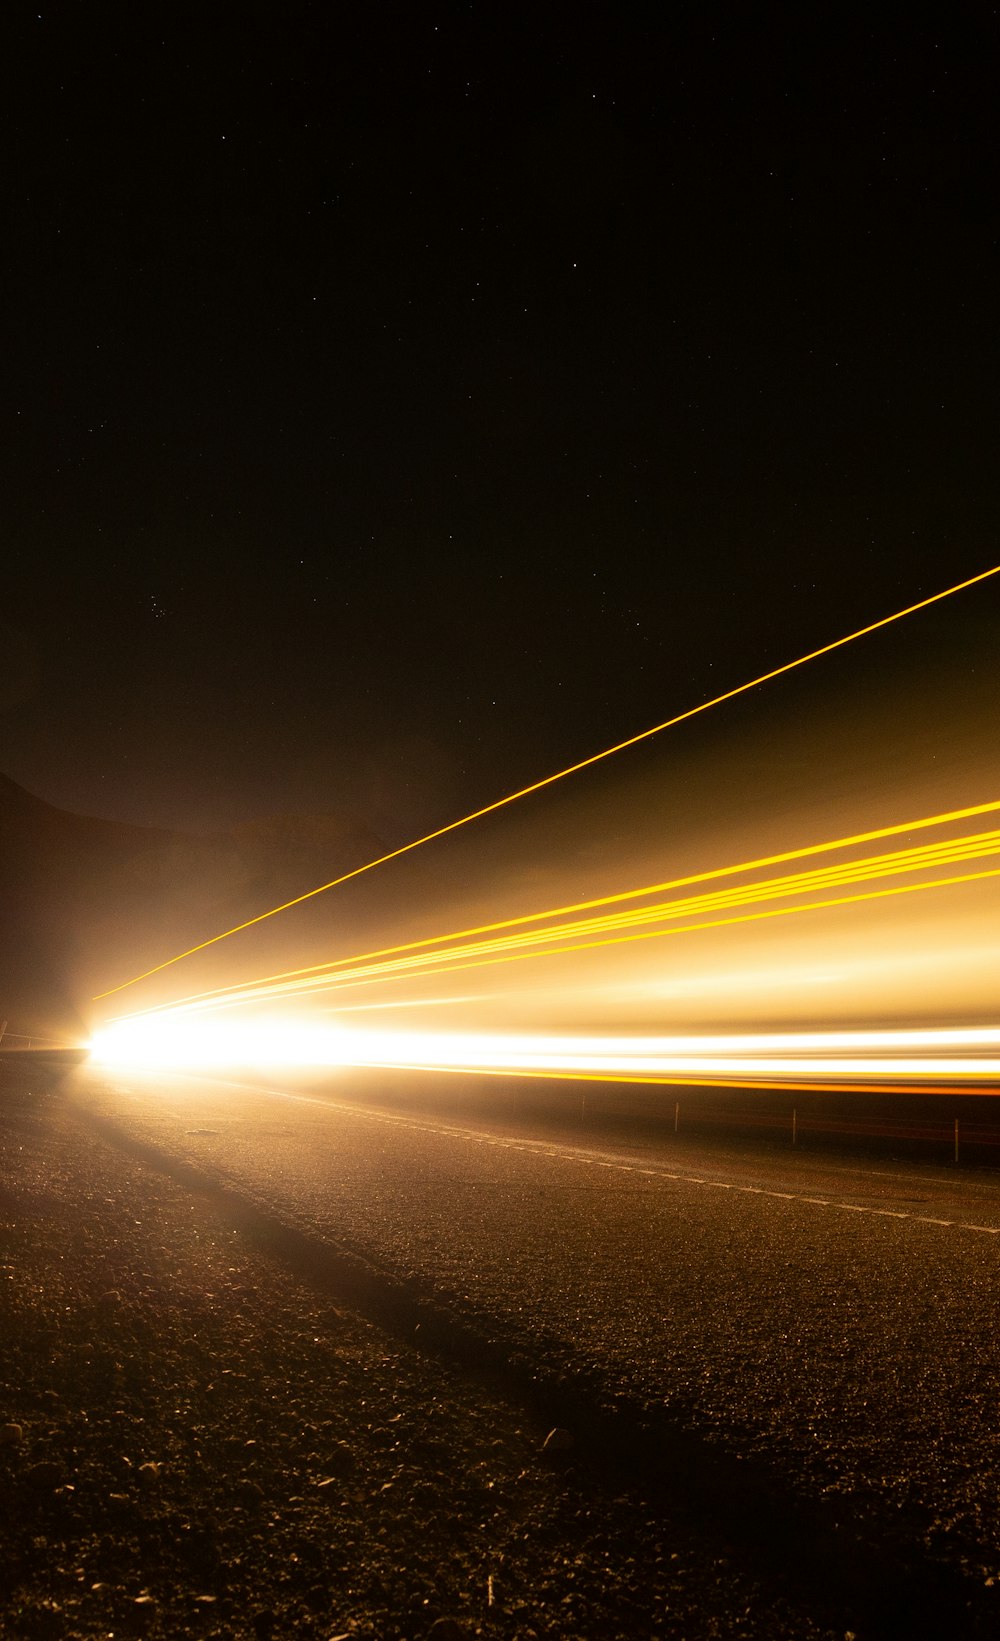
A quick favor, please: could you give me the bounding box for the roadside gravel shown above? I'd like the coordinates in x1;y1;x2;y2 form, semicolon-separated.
0;1062;834;1641
92;1068;1000;1591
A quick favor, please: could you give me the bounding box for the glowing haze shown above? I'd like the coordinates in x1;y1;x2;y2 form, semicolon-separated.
88;570;1000;1089
91;793;1000;1090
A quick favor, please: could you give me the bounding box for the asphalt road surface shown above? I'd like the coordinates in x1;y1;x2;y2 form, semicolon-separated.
67;1064;1000;1630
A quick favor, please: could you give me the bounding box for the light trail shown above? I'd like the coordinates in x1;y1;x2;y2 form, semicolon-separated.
89;1019;1000;1090
204;860;998;1000
98;806;1000;1017
264;837;1000;995
94;563;1000;1001
89;805;1000;1088
97;798;1000;1021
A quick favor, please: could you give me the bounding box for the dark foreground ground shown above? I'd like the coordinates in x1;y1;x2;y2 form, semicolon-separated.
0;1059;844;1641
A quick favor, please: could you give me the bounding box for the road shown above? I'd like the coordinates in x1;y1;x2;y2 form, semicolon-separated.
68;1064;1000;1619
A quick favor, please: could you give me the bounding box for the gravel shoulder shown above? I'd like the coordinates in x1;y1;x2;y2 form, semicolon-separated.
0;1060;836;1641
82;1067;1000;1595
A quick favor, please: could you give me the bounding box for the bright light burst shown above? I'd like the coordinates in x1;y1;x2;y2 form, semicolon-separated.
89;1016;341;1070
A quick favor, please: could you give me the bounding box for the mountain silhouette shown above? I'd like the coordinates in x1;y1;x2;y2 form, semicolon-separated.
0;773;385;1041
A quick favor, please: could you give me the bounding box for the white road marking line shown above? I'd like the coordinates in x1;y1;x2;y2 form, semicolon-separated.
365;1115;971;1235
107;1080;1000;1241
357;1102;997;1236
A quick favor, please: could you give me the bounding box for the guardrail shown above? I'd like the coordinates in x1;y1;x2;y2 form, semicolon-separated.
633;1095;1000;1165
0;1034;68;1049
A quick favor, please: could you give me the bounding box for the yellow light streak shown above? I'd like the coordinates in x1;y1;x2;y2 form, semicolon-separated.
94;563;1000;1000
280;829;1000;990
232;861;1000;998
99;798;1000;1022
351;1065;999;1097
99;832;1000;1024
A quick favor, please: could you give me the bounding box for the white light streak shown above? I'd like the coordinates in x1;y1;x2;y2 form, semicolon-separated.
89;1017;1000;1085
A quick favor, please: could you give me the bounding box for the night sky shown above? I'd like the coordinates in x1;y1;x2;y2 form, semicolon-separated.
3;5;997;840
